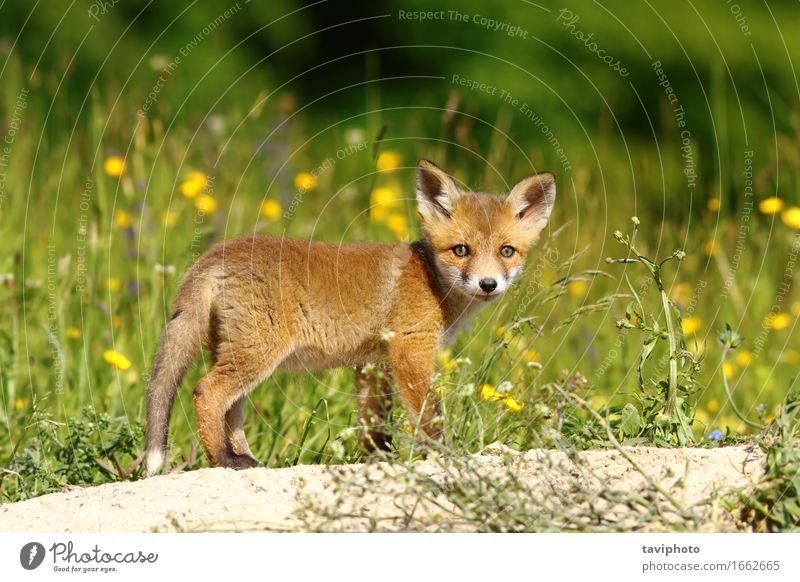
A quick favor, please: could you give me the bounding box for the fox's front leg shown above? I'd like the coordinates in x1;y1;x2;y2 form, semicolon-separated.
388;335;442;441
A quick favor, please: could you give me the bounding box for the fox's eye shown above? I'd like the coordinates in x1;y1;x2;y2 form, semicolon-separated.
500;245;516;258
452;244;470;258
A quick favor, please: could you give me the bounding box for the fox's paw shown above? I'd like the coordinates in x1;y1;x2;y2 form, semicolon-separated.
219;453;262;470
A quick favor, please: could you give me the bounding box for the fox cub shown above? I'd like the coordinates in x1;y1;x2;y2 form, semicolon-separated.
145;159;556;475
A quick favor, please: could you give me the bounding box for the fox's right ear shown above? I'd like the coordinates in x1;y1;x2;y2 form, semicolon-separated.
506;171;556;236
415;159;461;221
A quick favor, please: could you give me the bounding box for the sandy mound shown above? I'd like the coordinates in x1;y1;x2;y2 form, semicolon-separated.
0;445;764;532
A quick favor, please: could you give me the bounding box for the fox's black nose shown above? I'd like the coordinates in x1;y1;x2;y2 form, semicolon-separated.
479;278;497;293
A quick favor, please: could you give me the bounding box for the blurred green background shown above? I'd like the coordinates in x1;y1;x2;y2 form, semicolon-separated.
1;0;799;494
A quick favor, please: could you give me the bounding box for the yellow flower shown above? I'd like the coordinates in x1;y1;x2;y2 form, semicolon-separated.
782;207;800;229
723;361;736;379
524;349;540;363
735;350;753;366
195;194;217;213
376;150;402;172
681;316;702;336
112;315;121;327
260;199;283;221
104;349;132;370
567;280;588;297
161;210;179;227
765;312;791;331
294;172;317;191
702;240;718;256
104;155;126;177
707;198;721;212
480;384;500;401
707;398;719;413
114;211;134;229
784;350;800;365
179;171;208;199
370;187;403;223
65;327;82;339
758;196;785;215
15;398;27;411
386;214;410;240
502;396;524;413
105;277;122;292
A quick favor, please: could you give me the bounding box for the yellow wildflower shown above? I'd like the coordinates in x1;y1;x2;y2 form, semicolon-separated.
179;171;208;199
294;172;317;191
112;315;121;327
104;349;132;370
105;277;122;292
782;207;800;229
681;316;702;336
707;198;721;212
260;199;283;221
114;211;134;229
707;398;719;413
65;327;82;339
784;350;800;365
161;210;179;227
702;240;718;256
765;312;791;331
386;214;410;240
723;361;736;379
758;197;785;214
195;194;217;213
480;384;500;401
566;280;588;297
103;155;126;177
15;398;26;411
524;349;540;363
502;396;524;413
735;350;753;367
376;150;402;172
370;187;403;223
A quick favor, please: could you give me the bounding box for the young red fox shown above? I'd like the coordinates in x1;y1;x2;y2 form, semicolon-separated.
145;160;556;476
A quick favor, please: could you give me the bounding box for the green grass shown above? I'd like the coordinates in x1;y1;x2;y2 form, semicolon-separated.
0;49;799;527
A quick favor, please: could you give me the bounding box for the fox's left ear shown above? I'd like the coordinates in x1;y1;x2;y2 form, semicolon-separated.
506;172;556;236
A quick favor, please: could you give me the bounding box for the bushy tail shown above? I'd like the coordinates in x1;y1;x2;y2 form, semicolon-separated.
145;304;207;477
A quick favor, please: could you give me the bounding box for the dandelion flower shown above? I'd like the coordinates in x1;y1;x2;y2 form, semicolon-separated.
681;316;702;336
567;280;588;297
195;194;217;213
502;396;524;413
785;350;800;365
708;429;724;442
65;327;82;339
161;210;179;227
480;384;500;401
104;349;132;370
294;172;317;191
707;398;719;413
114;211;134;229
723;361;736;379
765;312;791;331
104;155;126;177
260;199;283;221
386;214;410;240
179;171;208;199
370;187;402;223
706;198;721;212
735;350;753;367
758;196;784;214
15;398;26;411
376;150;402;172
781;206;800;229
523;349;540;363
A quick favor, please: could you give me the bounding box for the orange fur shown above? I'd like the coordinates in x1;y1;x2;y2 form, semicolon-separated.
145;160;556;475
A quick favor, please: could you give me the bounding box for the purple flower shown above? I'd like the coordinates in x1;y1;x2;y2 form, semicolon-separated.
708;429;724;442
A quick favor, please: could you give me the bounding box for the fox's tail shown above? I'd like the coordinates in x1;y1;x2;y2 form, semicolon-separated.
145;299;208;477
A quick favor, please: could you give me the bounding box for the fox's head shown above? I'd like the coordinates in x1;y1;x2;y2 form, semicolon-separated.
415;159;556;302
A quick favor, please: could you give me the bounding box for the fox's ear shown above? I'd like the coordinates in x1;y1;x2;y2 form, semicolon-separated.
506;172;556;235
415;159;461;220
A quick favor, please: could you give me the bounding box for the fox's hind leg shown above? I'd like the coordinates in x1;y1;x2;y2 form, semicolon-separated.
194;342;284;469
355;365;395;452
